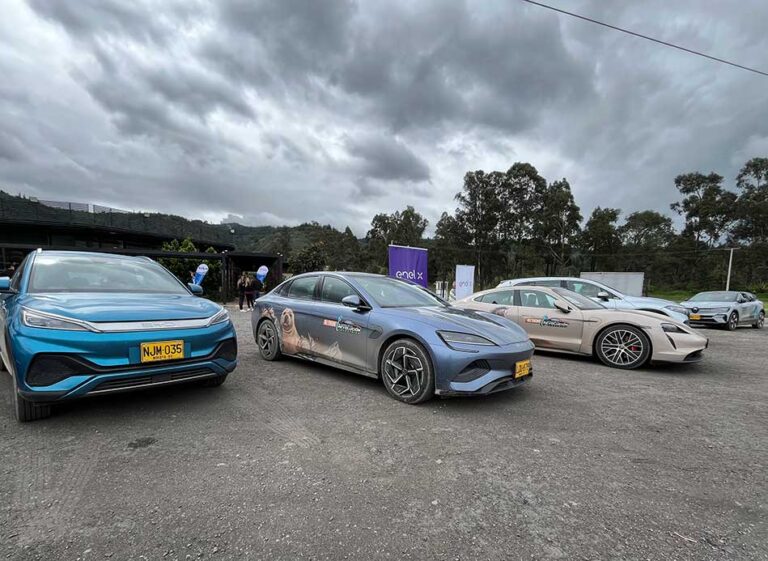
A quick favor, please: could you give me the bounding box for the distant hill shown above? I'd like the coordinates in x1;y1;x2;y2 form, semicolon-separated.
0;191;357;253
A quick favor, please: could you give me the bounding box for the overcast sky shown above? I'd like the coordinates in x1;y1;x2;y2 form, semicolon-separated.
1;0;767;235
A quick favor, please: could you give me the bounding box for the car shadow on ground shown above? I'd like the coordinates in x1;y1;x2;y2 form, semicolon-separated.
532;348;705;378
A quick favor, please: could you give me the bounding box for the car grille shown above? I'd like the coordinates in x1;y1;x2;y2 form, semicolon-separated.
90;368;215;394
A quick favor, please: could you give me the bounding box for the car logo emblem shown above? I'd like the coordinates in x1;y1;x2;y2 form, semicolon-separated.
691;307;699;313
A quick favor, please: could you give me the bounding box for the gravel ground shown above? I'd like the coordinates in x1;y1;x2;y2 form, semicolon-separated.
1;307;767;561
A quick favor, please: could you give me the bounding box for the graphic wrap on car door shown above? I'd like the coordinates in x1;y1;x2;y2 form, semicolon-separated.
515;289;584;352
260;275;321;357
310;276;372;371
478;290;519;322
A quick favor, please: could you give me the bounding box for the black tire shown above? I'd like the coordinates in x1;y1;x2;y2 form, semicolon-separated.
726;311;739;331
379;339;435;404
594;324;652;370
257;320;282;361
14;393;51;422
201;374;228;387
753;311;765;329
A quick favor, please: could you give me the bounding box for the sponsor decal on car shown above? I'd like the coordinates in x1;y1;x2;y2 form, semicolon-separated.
335;317;362;335
525;315;569;328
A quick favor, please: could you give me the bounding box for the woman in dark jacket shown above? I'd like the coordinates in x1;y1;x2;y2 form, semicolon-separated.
244;276;256;311
237;273;248;312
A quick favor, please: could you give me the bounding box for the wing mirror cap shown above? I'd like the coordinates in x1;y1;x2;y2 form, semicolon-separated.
188;283;204;296
554;299;572;313
596;291;611;300
341;294;370;310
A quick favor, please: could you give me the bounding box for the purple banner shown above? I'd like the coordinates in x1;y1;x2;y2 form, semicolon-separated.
388;245;428;287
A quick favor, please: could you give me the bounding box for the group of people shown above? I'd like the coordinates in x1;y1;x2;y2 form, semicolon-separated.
237;272;262;312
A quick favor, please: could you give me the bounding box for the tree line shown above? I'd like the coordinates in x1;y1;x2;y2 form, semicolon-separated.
285;157;768;293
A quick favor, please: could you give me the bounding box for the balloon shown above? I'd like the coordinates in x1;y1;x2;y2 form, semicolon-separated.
256;265;269;283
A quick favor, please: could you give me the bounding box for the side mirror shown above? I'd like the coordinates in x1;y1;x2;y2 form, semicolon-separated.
597;291;611;300
188;283;204;296
341;294;370;311
0;277;10;292
553;299;571;313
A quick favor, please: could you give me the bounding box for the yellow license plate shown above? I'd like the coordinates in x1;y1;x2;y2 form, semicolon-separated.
140;340;184;363
515;359;531;378
690;314;701;321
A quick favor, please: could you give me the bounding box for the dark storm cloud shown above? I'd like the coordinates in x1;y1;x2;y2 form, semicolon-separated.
4;0;768;234
346;134;431;182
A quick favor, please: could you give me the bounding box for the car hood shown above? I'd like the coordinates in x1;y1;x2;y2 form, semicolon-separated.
681;300;734;308
20;293;221;322
382;306;529;345
622;295;677;307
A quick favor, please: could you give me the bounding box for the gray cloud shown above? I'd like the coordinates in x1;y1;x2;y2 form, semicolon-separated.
346;134;431;182
2;0;767;237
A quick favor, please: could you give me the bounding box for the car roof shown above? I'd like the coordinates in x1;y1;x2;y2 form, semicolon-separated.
33;250;147;262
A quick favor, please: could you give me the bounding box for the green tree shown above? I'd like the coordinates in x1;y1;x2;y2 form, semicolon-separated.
290;242;327;274
581;207;622;270
497;163;547;246
454;170;505;286
619;210;675;248
365;206;428;273
670;172;737;247
734;157;768;243
159;238;220;296
532;179;582;274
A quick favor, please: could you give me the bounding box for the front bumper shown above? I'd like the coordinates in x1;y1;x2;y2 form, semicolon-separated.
433;340;535;396
650;330;708;364
10;321;237;402
687;313;729;326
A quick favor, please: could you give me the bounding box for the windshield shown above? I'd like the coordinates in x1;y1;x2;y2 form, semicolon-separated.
690;291;738;302
353;276;446;308
28;255;190;294
553;288;605;310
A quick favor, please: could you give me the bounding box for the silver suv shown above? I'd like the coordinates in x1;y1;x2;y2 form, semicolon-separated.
497;277;689;324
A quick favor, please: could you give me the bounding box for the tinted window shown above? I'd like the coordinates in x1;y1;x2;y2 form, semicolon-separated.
477;290;514;305
287;276;318;299
10;256;29;292
28;255;188;294
353;276;445;308
321;277;357;304
532;279;562;288
690;291;739;302
552;288;605;310
566;280;605;298
518;289;557;309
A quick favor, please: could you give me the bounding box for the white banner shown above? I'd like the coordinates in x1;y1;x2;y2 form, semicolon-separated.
455;265;475;299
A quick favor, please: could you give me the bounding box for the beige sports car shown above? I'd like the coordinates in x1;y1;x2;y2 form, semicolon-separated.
455;285;708;369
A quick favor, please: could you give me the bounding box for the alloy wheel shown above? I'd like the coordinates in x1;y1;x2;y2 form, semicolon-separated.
258;322;277;357
599;329;645;367
728;312;738;330
383;346;425;398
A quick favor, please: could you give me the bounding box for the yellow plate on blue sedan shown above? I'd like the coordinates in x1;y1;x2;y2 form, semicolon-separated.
515;359;531;378
140;340;184;363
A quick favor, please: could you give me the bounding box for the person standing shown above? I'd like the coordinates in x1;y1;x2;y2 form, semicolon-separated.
237;273;248;312
244;275;256;311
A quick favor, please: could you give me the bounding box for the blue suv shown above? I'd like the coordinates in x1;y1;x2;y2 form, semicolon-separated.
0;250;237;421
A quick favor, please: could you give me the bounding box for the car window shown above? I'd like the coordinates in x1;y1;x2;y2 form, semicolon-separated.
28;255;188;294
566;280;606;298
532;279;562;288
286;276;318;299
320;276;357;304
477;290;514;305
518;289;557;309
9;256;29;292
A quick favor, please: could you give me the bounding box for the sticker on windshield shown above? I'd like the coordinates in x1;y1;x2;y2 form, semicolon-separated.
526;315;569;328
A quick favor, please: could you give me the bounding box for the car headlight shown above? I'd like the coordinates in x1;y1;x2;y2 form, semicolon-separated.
661;323;688;334
664;305;688;315
207;308;230;326
22;309;94;331
438;331;496;348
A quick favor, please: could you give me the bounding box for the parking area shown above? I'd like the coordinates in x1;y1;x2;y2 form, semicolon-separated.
2;307;767;561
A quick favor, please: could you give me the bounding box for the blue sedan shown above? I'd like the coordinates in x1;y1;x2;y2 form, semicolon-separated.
253;272;534;404
0;250;237;421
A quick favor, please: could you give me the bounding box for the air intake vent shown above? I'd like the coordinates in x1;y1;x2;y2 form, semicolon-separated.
454;360;491;383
